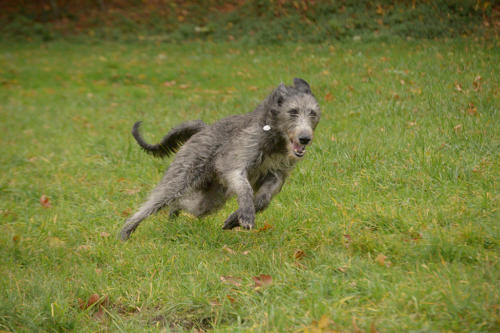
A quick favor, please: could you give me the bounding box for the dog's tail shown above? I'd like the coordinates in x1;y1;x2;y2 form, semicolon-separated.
132;120;207;158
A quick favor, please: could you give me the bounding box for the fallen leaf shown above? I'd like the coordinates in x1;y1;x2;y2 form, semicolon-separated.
40;195;51;208
12;235;20;243
453;124;463;133
352;317;363;333
220;275;242;287
294;249;305;260
317;314;333;329
242;250;250;255
100;231;110;238
343;234;352;248
337;266;348;273
121;208;132;217
248;86;258;91
179;84;190;89
222;245;236;255
209;299;221;306
80;294;109;313
472;75;482;91
258;223;273;232
325;92;334;102
83;294;100;309
77;244;92;251
375;254;391;267
48;237;65;248
455;82;464;93
226;295;236;304
376;4;384;15
94;307;105;320
123;188;140;195
163;80;176;87
467;103;477;115
307;314;336;332
252;274;272;289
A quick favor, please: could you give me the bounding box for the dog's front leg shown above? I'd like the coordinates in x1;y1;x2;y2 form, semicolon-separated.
225;170;255;229
223;171;285;230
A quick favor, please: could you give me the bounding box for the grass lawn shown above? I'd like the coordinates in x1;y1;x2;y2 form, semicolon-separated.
0;37;499;332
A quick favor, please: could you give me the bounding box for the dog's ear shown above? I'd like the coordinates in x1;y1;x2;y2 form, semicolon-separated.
293;78;312;94
271;83;288;107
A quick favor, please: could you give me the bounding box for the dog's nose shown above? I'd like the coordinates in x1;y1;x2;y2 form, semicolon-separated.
299;135;311;145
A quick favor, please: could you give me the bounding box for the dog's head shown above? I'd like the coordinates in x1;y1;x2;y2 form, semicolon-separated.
266;78;321;159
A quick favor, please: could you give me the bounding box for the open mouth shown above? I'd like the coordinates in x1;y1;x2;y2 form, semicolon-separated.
291;140;306;158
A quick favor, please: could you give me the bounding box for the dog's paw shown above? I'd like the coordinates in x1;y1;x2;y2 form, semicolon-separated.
223;211;239;230
119;229;131;241
238;210;255;230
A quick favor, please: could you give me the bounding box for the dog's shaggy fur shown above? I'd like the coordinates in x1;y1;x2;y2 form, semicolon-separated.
120;78;320;240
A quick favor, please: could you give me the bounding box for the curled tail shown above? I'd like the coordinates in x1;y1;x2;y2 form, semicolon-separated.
132;120;207;158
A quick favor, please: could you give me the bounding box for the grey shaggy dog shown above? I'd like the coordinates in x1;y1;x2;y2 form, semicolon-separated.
120;78;320;241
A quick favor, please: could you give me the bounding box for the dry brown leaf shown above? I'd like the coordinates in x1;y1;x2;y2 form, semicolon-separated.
121;208;132;217
222;245;236;255
100;231;110;238
179;84;190;89
226;295;236;304
82;294;100;310
455;83;464;93
343;234;352;248
325;92;334;102
48;237;65;248
77;244;92;251
209;299;221;306
473;75;482;91
337;267;348;273
123;188;140;195
375;254;392;267
40;194;51;208
220;275;242;287
467;103;477;115
258;223;273;232
294;249;305;260
318;315;332;329
352;317;363;333
80;294;109;312
163;80;176;87
453;124;463;133
252;274;272;289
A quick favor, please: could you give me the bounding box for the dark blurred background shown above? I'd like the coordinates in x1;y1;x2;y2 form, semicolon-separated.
0;0;498;42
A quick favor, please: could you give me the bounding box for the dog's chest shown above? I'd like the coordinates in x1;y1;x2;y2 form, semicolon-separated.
249;152;295;184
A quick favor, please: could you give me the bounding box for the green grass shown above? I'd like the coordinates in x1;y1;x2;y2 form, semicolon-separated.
0;37;499;332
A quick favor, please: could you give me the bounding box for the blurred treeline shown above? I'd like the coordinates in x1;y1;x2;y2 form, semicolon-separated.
0;0;497;42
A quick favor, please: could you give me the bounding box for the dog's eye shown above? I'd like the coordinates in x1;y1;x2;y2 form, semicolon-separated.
309;110;317;118
288;109;299;117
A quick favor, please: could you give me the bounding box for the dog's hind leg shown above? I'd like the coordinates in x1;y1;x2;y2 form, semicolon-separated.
119;185;174;240
120;157;212;240
119;167;190;240
223;171;285;230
